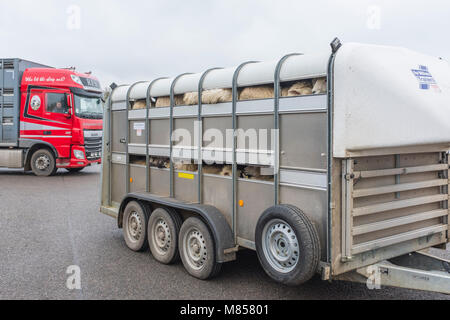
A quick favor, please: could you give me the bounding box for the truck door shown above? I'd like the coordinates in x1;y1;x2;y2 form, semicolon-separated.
41;90;73;158
22;89;73;159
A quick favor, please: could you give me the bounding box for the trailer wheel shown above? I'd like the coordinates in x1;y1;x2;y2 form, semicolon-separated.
148;208;182;264
179;217;222;280
255;205;320;286
30;149;57;176
123;201;149;252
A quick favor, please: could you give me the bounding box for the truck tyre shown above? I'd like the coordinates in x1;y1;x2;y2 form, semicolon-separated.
123;201;149;252
255;205;320;286
66;168;84;173
30;149;57;176
147;207;182;265
179;217;222;280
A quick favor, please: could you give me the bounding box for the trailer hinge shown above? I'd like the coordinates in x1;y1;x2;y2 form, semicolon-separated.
344;173;355;181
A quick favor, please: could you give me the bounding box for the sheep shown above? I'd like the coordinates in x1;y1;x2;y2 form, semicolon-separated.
132;100;147;110
150;157;170;169
174;162;198;172
312;77;327;94
242;166;274;181
202;165;223;175
155;95;184;108
183;92;199;105
201;89;233;104
285;80;313;96
239;85;274;101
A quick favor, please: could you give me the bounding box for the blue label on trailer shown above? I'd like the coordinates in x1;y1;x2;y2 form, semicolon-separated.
411;65;440;92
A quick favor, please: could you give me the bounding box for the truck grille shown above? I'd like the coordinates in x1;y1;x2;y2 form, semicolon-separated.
84;130;102;160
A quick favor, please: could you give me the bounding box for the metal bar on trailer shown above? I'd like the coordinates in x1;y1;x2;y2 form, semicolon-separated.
327;38;342;265
352;224;448;255
273;53;301;205
354;163;448;179
145;77;168;192
353;209;448;236
353;179;448;198
169;73;192;198
353;194;448;217
231;61;258;243
341;159;354;261
125;81;147;194
197;68;223;204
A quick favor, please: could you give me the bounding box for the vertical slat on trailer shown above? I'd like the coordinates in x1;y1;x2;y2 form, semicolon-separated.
125;81;147;194
341;159;354;262
273;53;301;205
169;73;192;198
197;68;223;204
231;61;258;242
145;78;167;193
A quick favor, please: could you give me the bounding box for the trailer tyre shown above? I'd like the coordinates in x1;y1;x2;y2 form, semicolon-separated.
30;149;57;176
179;217;222;280
148;208;182;264
255;205;320;286
123;201;149;252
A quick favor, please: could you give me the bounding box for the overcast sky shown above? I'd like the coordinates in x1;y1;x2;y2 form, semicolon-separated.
1;0;449;87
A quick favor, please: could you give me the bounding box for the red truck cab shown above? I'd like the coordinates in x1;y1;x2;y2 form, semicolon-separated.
0;58;105;176
18;68;103;175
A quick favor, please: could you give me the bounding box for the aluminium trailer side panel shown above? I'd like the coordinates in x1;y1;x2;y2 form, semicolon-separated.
0;59;51;146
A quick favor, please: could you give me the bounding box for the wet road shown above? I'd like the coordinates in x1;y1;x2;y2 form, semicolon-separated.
0;166;449;300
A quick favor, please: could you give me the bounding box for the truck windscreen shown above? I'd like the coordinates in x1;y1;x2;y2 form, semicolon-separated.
74;95;103;120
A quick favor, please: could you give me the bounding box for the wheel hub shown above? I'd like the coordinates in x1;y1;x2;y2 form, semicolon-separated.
152;218;171;254
127;212;142;242
185;229;207;270
35;155;50;170
262;219;300;273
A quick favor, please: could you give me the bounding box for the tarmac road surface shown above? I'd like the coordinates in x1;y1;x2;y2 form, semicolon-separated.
0;165;449;300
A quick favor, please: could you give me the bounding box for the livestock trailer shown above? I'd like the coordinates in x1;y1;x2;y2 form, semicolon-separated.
100;39;450;293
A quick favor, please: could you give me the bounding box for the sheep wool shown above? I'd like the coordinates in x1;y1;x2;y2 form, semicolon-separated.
132;100;147;110
312;78;327;94
287;80;313;96
239;85;274;101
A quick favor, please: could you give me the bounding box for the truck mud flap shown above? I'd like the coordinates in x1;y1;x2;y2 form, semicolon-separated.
119;192;237;263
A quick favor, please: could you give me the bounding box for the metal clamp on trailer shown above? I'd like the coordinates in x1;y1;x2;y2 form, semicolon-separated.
101;38;450;293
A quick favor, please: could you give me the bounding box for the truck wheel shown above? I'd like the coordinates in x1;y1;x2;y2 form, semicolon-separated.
179;217;222;280
255;205;320;286
147;207;182;264
123;201;149;252
30;149;57;176
66;168;84;173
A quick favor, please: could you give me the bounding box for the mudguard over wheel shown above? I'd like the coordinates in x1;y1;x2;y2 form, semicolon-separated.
255;205;320;286
123;201;150;252
148;207;182;264
179;217;222;280
30;149;57;176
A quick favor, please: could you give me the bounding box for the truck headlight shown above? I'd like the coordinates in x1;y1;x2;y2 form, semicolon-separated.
73;149;85;160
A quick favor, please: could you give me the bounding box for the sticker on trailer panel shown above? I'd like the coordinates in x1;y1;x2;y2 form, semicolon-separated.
411;65;441;92
30;95;41;110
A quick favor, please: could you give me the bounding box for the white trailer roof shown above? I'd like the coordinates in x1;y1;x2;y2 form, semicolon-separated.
333;43;450;157
111;51;329;101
